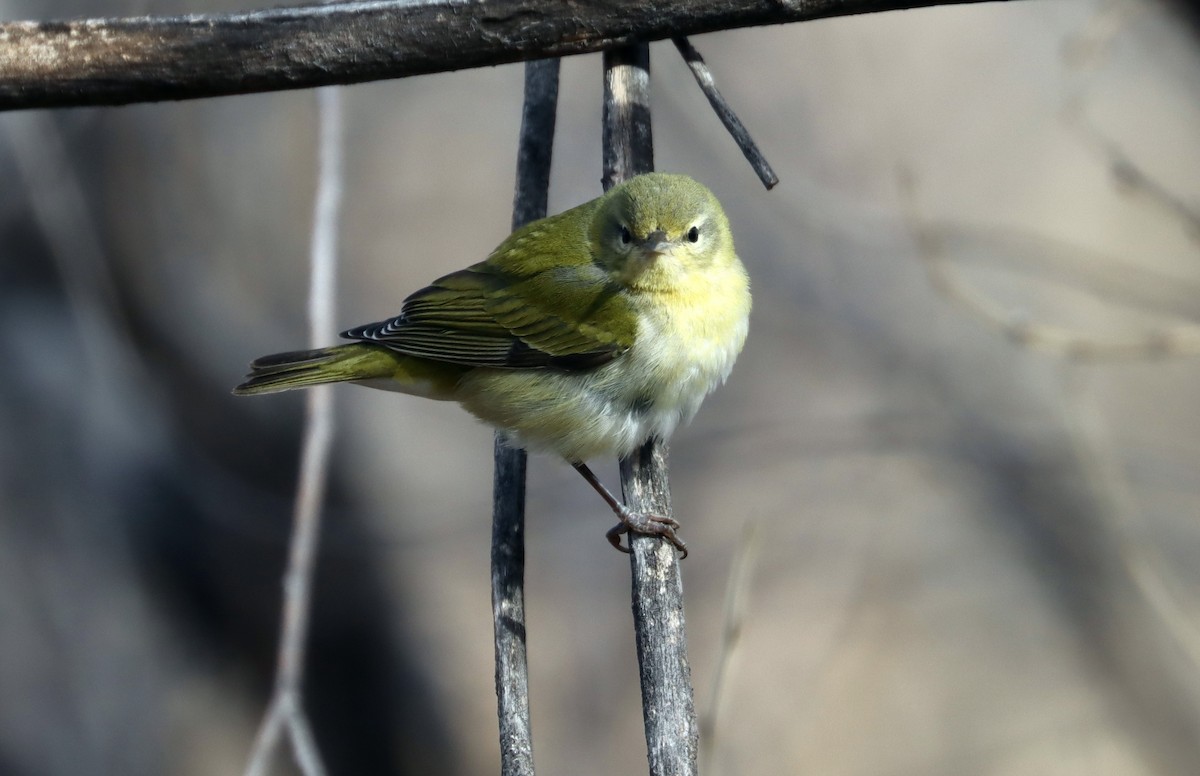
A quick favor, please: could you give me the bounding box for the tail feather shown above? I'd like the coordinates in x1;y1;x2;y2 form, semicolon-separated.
249;347;337;369
233;344;393;395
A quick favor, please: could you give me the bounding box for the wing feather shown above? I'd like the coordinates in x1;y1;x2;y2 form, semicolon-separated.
341;218;636;370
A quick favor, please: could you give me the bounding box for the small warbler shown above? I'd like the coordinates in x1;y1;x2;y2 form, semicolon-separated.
235;173;750;555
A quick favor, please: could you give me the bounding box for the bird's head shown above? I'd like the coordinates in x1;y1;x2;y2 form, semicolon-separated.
590;173;733;291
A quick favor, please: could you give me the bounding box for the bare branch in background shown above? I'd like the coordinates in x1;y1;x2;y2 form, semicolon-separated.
898;169;1200;360
900;142;1200;710
0;0;1022;111
1052;8;1200;669
1062;100;1200;240
243;86;344;776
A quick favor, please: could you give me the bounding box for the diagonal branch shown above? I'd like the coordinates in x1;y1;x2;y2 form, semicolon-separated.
0;0;1021;111
672;37;778;190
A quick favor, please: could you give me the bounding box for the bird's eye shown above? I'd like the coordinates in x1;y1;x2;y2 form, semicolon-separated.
619;226;632;245
687;226;701;243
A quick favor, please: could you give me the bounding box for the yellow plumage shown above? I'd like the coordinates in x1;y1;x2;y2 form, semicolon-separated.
235;172;750;553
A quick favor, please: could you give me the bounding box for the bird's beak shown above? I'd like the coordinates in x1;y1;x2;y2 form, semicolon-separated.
638;229;672;257
620;229;674;283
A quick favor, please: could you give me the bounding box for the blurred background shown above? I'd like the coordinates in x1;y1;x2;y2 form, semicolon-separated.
2;0;1199;773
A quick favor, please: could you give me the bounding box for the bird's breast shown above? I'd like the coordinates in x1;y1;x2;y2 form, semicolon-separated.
619;264;750;429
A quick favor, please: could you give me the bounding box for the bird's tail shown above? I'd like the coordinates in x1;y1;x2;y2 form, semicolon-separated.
233;344;405;396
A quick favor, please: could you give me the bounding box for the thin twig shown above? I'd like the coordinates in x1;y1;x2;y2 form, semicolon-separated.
1062;100;1200;240
604;44;699;775
243;86;343;776
898;168;1200;360
0;0;1025;111
672;37;778;190
491;57;560;776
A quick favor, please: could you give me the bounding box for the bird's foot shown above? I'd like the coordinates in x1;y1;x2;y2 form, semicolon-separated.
606;507;688;559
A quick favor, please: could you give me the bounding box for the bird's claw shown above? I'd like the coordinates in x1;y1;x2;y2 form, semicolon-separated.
606;509;688;559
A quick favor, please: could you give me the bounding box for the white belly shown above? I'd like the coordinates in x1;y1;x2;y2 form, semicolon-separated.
457;265;750;462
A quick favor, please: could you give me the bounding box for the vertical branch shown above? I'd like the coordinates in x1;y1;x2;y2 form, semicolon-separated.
602;46;654;190
492;57;560;776
603;45;700;776
244;86;343;776
510;60;559;229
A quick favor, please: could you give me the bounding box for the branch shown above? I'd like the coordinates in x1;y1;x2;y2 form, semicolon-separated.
672;37;778;190
491;56;560;776
491;434;533;776
0;0;1020;111
898;168;1200;361
243;87;343;776
604;44;699;776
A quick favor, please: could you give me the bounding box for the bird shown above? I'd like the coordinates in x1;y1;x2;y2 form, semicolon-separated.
234;172;750;556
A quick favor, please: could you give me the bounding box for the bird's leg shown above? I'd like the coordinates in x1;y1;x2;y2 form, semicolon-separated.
571;462;688;558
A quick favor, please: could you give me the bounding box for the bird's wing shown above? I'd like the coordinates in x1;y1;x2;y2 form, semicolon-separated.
341;260;636;370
